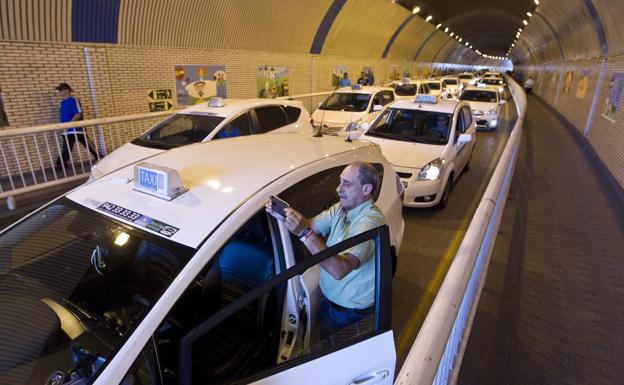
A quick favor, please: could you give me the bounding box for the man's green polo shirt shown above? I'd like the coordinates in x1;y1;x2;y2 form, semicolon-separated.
311;199;386;309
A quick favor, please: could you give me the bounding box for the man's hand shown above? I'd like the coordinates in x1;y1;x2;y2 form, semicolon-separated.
284;208;311;236
265;201;311;236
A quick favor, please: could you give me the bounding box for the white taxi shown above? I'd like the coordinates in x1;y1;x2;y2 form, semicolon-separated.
311;85;395;138
0;134;404;385
90;98;312;179
459;85;506;131
477;77;505;95
440;76;461;99
458;72;477;87
362;95;476;208
388;78;431;100
424;79;445;97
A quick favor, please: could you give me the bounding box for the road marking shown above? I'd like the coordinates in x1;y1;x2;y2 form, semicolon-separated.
396;103;514;355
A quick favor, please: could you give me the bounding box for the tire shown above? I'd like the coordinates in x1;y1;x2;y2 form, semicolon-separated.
435;177;452;209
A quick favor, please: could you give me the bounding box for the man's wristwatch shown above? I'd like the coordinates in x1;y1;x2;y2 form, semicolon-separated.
299;227;313;242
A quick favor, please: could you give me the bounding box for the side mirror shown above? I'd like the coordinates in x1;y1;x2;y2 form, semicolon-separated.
499;100;507;105
318;101;323;108
360;122;371;131
372;104;383;112
458;133;472;144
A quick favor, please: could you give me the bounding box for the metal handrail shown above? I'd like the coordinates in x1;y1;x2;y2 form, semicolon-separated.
395;76;527;385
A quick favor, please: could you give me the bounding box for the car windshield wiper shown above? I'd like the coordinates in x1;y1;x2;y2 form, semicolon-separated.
131;138;174;150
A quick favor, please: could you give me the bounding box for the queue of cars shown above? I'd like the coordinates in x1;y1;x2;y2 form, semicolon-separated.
0;71;508;385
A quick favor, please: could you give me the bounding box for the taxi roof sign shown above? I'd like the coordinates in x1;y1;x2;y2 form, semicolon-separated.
414;94;438;104
207;97;225;107
351;84;362;90
133;162;187;201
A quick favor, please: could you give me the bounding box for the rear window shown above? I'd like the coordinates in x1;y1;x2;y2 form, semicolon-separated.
443;79;458;85
459;75;473;80
284;106;302;123
427;82;441;90
394;84;417;96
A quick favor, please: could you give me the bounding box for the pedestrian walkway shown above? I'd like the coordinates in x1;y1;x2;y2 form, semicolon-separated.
458;96;624;385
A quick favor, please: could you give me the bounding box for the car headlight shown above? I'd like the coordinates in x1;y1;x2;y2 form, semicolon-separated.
487;107;497;115
418;158;444;181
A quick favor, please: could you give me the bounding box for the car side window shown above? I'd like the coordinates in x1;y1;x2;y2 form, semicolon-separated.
148;211;281;384
278;164;384;263
461;107;472;129
284;106;302;123
455;112;466;143
381;91;394;105
216;111;252;139
254;106;289;133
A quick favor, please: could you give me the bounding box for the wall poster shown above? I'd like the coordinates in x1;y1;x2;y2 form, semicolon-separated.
603;72;624;122
332;65;349;89
257;65;289;98
576;69;590;99
563;70;574;94
174;65;227;106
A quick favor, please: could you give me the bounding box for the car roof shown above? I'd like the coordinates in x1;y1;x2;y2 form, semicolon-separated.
178;98;303;118
67;134;376;248
462;86;498;93
334;85;394;94
388;98;461;113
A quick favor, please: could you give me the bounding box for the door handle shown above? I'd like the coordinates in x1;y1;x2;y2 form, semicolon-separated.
350;370;390;385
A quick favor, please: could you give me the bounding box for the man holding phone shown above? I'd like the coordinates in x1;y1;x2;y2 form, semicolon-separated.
267;161;385;338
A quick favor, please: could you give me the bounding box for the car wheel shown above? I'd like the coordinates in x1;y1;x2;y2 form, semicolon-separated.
435;177;452;209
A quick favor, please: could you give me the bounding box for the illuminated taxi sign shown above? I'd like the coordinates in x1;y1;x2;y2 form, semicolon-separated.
351;84;362;90
414;94;438;104
133;162;187;201
207;97;225;107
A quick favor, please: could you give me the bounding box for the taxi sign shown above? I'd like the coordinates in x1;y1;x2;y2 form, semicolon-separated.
133;162;187;200
351;84;362;90
414;94;438;104
208;97;225;107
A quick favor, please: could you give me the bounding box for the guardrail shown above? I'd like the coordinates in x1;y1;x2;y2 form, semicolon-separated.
0;92;332;203
395;75;527;385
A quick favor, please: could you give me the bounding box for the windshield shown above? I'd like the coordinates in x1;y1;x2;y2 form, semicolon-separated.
460;90;498;103
0;198;194;384
133;113;225;149
427;82;441;90
458;74;473;80
394;84;418;96
319;92;371;112
481;78;502;85
443;79;458;86
366;108;452;145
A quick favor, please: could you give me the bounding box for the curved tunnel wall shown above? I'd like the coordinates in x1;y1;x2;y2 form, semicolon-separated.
0;0;484;130
513;0;624;190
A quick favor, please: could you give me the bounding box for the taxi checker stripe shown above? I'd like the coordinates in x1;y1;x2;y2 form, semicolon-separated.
178;225;391;385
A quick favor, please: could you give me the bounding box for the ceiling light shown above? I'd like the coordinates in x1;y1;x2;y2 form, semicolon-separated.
534;0;539;4
450;32;454;37
426;15;433;22
459;37;462;42
527;11;533;17
470;45;473;49
436;23;442;28
511;43;515;47
523;19;528;25
412;6;420;14
465;42;469;46
445;27;449;32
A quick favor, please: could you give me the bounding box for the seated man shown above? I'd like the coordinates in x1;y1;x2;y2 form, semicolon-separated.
267;161;385;338
428;115;449;140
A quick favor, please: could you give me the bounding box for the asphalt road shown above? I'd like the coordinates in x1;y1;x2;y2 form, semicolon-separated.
392;91;518;368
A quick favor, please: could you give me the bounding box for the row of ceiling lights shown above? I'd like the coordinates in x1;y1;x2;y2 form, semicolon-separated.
393;0;540;62
507;0;540;57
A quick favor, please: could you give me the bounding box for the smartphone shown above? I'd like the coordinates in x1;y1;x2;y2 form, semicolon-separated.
270;195;290;219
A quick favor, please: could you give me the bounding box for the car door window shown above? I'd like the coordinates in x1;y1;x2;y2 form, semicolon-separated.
381;91;394;105
461;107;472;129
284;105;302;123
146;210;282;384
174;225;392;385
254;106;289;133
216;111;252;139
455;112;466;143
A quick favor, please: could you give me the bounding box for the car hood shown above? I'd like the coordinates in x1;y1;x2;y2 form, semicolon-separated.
312;109;365;126
361;135;444;169
91;143;163;178
465;101;497;112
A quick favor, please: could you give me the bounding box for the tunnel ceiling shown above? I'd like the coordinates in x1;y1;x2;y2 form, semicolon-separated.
397;0;538;58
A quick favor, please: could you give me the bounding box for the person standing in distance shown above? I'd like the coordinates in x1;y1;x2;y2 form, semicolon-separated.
55;83;102;169
267;161;385;339
339;72;352;88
